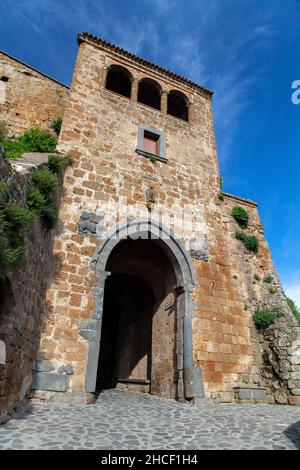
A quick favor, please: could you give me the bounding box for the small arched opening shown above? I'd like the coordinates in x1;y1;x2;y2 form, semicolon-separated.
138;78;162;110
105;65;132;98
167;90;189;122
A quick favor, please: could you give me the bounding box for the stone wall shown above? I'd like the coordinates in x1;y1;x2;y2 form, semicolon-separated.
0;147;62;423
0;50;68;137
192;192;300;403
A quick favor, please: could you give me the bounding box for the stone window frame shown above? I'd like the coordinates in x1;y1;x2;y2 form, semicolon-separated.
136;124;167;163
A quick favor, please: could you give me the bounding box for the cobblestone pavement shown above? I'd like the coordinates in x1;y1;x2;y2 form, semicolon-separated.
0;390;300;450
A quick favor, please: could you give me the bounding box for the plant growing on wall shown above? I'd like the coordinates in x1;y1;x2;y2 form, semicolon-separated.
2;127;57;159
263;275;273;284
47;154;71;174
235;231;259;253
253;309;284;330
232;206;249;229
0;121;7;143
287;297;300;323
0;154;69;278
51;117;62;136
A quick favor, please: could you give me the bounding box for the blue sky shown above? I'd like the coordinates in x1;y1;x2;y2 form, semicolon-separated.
1;0;300;304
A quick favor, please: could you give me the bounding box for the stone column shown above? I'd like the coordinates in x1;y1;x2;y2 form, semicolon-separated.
102;66;108;87
188;103;195;123
161;91;168;114
131;78;139;102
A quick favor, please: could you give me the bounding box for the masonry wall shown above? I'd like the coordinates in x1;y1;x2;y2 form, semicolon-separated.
193;193;300;403
33;39;300;404
0;148;64;423
0;51;68;137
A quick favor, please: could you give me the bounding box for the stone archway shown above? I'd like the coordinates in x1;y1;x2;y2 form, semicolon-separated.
79;218;205;401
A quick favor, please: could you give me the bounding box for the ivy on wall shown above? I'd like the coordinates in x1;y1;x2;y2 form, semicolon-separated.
253;309;284;330
232;206;249;229
0;154;70;278
235;230;259;254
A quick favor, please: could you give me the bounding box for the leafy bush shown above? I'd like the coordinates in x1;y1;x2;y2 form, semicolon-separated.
254;274;261;281
42;202;58;229
253;309;283;330
232;206;249;229
287;298;300;323
2;139;25;159
19;127;57;153
4;204;35;230
47;154;68;174
32;168;58;194
2;127;57;159
219;194;224;201
27;186;46;214
0;121;7;142
235;231;259;253
51;117;62;136
263;275;273;284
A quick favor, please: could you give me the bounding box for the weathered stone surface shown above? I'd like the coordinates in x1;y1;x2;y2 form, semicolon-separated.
0;340;5;365
57;364;74;375
0;147;65;423
0;50;68;136
32;372;69;392
35;360;55;373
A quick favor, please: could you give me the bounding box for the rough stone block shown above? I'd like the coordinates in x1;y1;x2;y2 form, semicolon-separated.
57;363;74;375
35;360;55;373
32;372;69;392
0;340;5;364
78;212;104;235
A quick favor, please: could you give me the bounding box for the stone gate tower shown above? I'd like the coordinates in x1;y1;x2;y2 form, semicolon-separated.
32;33;300;405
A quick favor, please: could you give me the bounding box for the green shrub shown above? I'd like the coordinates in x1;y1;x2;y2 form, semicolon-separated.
51;117;62;136
0;180;9;205
263;275;273;284
287;298;300;323
19;127;57;153
42;202;58;229
27;186;46;214
235;231;259;253
4;204;35;230
0;121;7;142
2;139;25;159
0;242;23;279
232;206;249;229
32;168;58;194
253;309;283;330
2;127;57;158
48;154;68;174
254;274;261;281
219;194;224;201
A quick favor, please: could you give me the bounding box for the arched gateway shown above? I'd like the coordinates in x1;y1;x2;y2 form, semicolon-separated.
81;219;205;401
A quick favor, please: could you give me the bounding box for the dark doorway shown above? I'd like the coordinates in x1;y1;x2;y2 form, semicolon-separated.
95;237;177;398
96;274;155;390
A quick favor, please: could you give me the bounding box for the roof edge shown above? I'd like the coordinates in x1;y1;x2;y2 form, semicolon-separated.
222;192;258;207
78;32;213;97
0;49;69;89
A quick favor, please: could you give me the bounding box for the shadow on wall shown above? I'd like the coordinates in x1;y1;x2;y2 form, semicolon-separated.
0;164;66;423
284;421;300;449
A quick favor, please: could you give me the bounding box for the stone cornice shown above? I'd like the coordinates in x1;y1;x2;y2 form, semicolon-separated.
78;32;213;98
